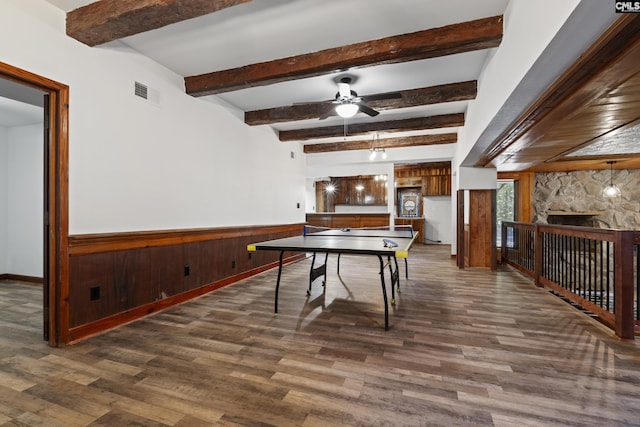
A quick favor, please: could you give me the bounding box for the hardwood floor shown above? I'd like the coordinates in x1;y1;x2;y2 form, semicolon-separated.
1;245;639;426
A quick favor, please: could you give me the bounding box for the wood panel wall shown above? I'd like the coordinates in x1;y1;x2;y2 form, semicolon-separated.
306;213;390;229
316;175;388;212
67;223;304;343
395;162;452;196
466;190;497;269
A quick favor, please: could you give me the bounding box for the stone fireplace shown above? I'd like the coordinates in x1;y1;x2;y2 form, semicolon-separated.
534;169;640;229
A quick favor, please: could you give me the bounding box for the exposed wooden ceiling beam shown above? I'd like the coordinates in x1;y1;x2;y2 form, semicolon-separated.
395;161;452;172
245;81;477;125
66;0;251;47
185;16;502;96
303;133;457;154
279;114;464;141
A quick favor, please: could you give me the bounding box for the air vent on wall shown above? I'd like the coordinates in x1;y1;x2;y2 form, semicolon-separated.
134;81;161;106
134;81;148;99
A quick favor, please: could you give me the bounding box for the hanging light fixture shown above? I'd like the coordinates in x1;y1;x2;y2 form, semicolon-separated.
368;132;386;161
602;161;621;198
369;148;385;161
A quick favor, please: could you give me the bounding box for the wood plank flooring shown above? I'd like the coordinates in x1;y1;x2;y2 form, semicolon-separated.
1;244;639;426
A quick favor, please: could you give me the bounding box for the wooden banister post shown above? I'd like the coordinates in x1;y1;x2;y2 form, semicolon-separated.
491;189;497;272
614;230;634;340
534;224;543;287
457;190;465;269
501;222;507;263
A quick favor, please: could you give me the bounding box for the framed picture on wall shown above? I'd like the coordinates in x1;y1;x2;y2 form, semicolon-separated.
399;191;420;217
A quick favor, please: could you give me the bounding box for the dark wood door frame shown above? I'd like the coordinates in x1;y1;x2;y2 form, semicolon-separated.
0;61;69;346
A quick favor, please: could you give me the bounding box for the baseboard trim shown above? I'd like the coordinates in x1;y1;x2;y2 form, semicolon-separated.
0;274;43;285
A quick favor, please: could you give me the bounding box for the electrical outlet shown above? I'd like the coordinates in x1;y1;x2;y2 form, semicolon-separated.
184;265;190;276
231;260;236;269
90;285;100;301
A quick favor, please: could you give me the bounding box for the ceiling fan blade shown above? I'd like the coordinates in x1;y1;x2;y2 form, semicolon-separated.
361;92;402;102
318;109;338;120
293;99;334;106
359;104;379;117
338;82;351;98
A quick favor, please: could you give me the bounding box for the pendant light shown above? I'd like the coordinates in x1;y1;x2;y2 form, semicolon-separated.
602;161;621;198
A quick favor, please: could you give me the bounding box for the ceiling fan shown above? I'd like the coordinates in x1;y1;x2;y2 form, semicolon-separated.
297;75;402;120
331;76;401;119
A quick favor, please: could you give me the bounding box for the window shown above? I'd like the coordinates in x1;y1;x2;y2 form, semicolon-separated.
496;180;516;246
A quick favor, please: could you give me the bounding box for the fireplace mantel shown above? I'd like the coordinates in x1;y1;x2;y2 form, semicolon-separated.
547;211;604;216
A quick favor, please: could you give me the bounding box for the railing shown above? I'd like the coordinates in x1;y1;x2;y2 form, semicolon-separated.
501;222;639;340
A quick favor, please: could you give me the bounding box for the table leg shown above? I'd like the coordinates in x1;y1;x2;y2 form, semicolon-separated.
386;255;403;304
386;256;396;304
377;255;389;330
307;252;316;295
394;256;401;293
322;253;328;285
274;250;285;316
308;252;328;295
404;258;408;279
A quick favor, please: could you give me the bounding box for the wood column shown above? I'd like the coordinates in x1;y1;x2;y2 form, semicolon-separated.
467;190;496;269
456;190;464;268
614;230;635;340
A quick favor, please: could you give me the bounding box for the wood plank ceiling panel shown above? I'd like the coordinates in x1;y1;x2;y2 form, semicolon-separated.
498;70;640;169
478;14;640;172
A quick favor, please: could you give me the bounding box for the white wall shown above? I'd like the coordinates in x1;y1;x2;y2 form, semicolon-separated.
423;196;452;244
0;126;7;273
0;1;306;234
6;124;42;277
458;167;497;190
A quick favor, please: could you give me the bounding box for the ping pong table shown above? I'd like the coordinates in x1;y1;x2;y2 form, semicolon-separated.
247;225;418;330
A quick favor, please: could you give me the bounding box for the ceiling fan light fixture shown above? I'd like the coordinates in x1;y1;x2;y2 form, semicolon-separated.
335;103;359;118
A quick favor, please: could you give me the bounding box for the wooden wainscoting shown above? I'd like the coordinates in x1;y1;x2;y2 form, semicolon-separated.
306;213;390;229
66;223;304;343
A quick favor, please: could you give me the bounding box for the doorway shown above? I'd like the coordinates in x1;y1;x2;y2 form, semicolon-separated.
0;61;69;346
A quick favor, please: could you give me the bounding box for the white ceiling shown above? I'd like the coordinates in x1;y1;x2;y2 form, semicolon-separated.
43;0;509;143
